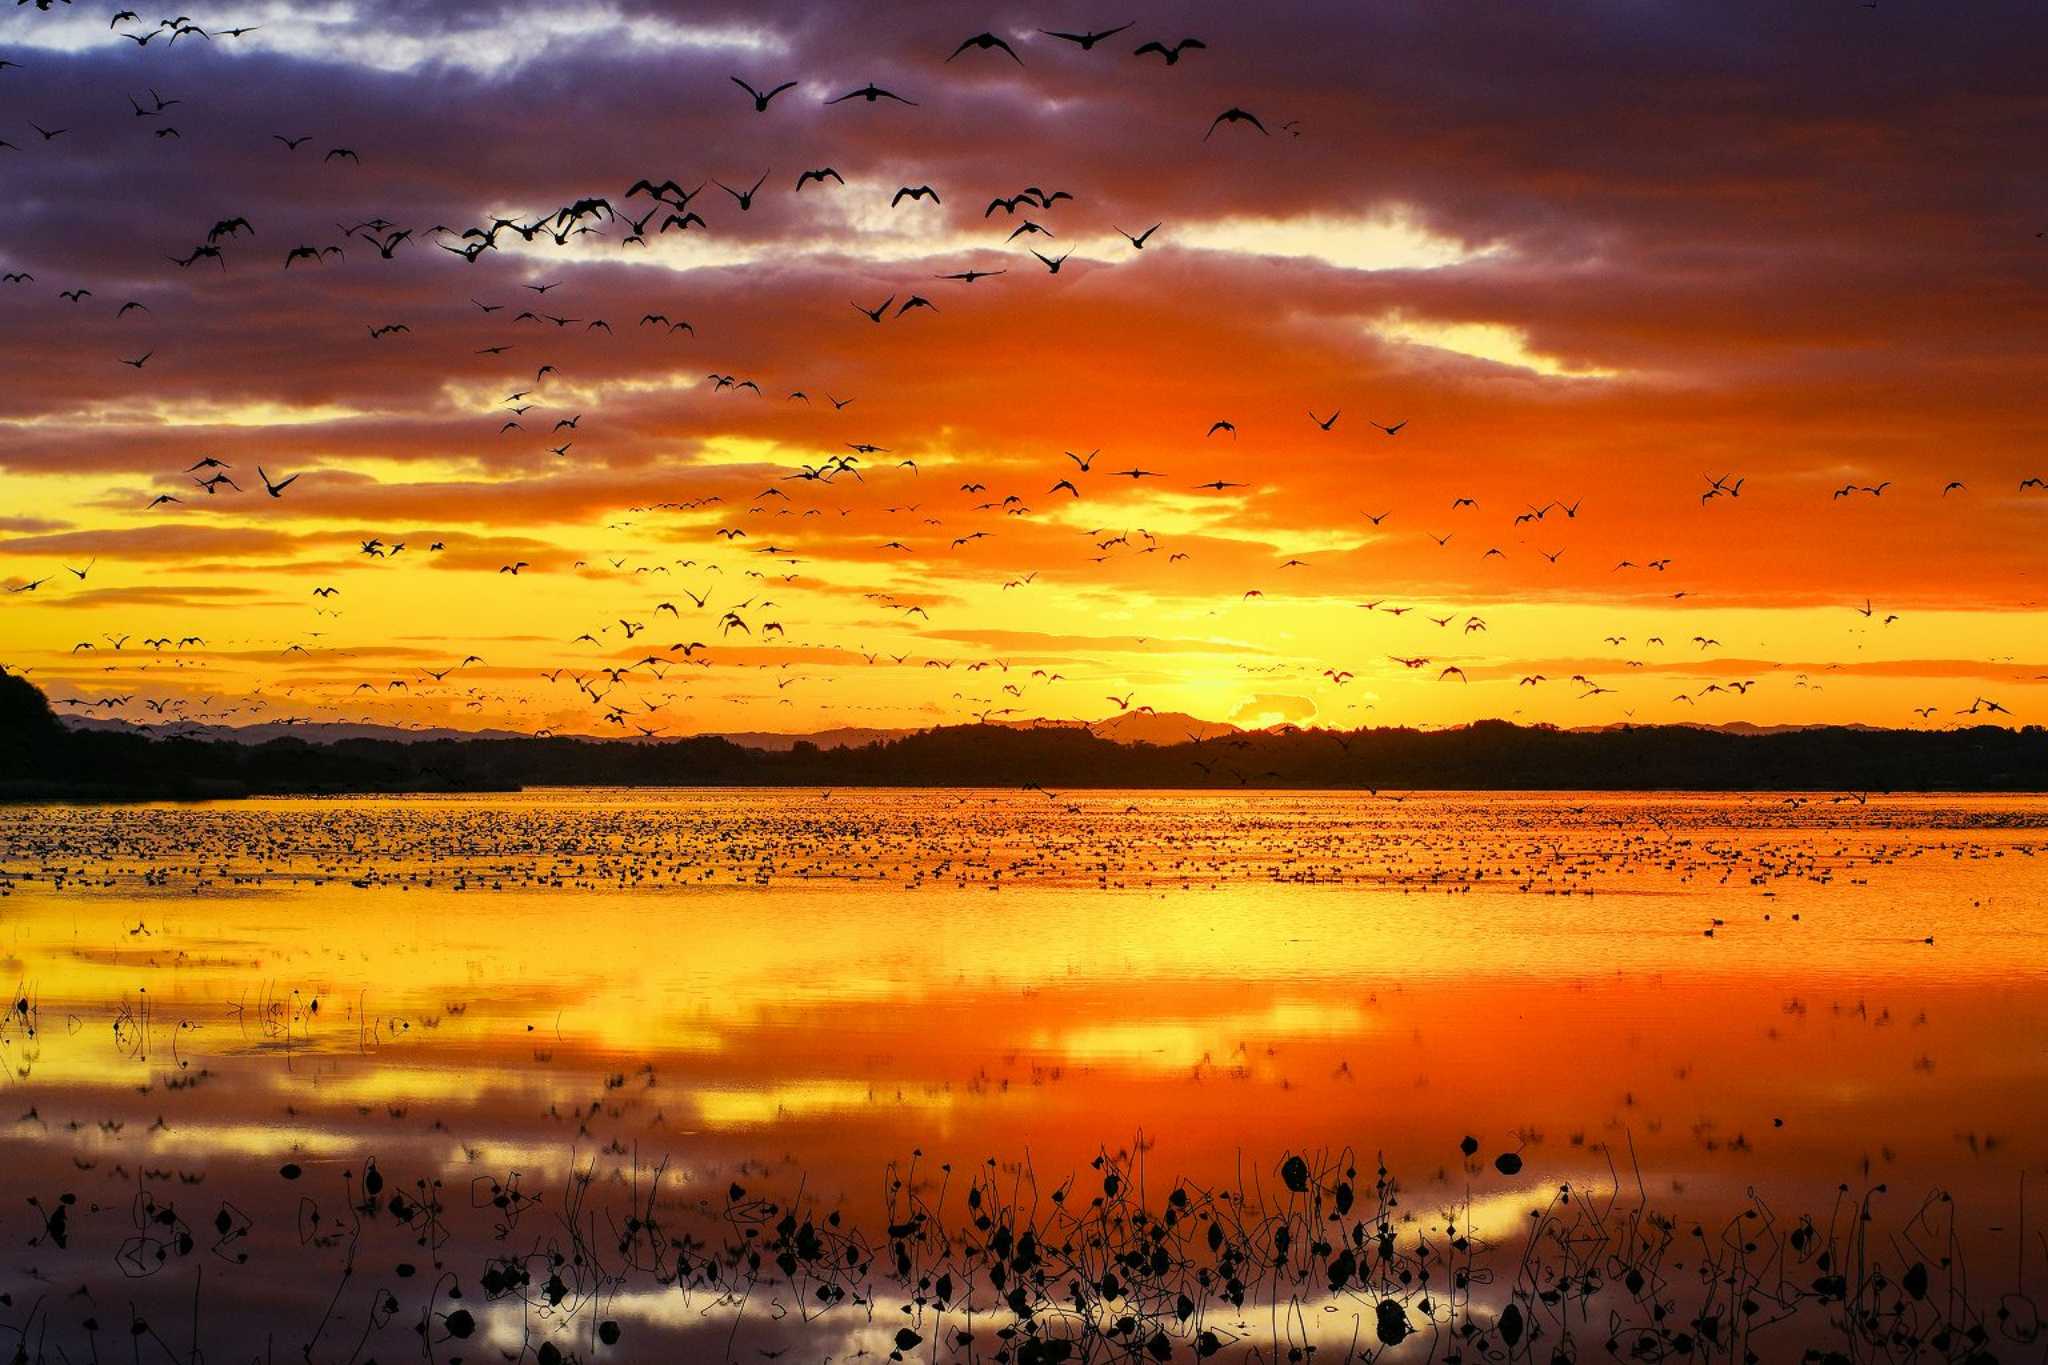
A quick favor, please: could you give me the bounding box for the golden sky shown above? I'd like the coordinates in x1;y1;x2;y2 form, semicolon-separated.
1;2;2044;737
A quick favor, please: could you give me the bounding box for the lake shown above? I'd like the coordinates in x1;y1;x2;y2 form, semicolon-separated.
1;790;2043;1362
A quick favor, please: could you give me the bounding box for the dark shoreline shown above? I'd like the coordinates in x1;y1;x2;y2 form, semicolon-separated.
6;674;2044;800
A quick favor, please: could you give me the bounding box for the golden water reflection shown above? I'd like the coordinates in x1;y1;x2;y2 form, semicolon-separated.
0;790;2043;1357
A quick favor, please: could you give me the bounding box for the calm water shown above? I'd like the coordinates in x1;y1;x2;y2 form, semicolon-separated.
1;790;2044;1361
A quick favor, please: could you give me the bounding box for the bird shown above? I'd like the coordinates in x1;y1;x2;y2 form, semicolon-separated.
715;170;770;210
948;31;1024;64
827;84;917;106
257;467;299;497
892;184;941;207
1134;37;1207;64
1309;410;1340;430
1041;22;1134;50
1205;107;1268;139
1116;223;1162;249
794;167;844;190
730;76;797;111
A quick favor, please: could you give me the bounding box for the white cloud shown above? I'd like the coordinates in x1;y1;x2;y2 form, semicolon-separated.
0;3;786;76
1177;209;1499;272
1368;310;1620;379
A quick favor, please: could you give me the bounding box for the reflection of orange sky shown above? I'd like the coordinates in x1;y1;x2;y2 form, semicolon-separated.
6;792;2044;1214
5;792;2044;1365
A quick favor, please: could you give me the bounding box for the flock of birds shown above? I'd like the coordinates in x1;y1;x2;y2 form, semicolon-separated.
0;6;2040;742
1;16;2042;1365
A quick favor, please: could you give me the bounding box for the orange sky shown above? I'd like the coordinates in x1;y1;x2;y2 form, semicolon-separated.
1;2;2044;737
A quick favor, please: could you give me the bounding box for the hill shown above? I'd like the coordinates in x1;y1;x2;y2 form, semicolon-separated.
4;678;2043;799
55;708;1245;750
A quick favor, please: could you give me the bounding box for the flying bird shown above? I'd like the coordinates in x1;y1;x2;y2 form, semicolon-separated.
1042;22;1134;50
827;83;918;106
948;31;1024;64
715;170;770;210
1135;37;1206;64
731;76;798;110
1206;107;1268;139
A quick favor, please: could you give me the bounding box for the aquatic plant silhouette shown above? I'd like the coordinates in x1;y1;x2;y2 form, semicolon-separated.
0;1133;2034;1363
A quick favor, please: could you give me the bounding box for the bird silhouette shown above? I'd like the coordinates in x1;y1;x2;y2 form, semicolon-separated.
730;76;798;110
1135;37;1207;64
949;31;1024;64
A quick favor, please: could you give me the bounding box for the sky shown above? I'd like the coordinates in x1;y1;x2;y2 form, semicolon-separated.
0;0;2044;739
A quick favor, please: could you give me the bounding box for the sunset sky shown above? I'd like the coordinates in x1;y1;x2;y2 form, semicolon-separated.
1;1;2043;738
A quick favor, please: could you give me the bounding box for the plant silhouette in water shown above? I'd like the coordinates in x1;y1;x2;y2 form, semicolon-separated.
0;1135;2035;1363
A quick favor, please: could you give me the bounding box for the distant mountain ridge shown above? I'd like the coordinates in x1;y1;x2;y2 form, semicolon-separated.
3;672;2039;799
60;709;1887;748
59;715;533;745
57;708;1246;749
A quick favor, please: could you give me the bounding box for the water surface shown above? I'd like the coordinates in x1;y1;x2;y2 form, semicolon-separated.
1;790;2042;1360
